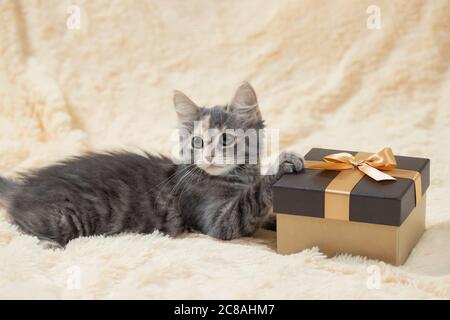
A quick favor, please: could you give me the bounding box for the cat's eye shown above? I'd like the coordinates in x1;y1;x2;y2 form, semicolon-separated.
191;136;204;149
220;133;235;147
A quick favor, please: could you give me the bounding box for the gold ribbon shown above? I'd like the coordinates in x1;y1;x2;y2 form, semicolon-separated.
305;148;422;221
307;148;397;182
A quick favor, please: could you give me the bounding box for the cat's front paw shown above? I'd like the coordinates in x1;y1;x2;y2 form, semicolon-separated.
262;213;277;231
277;152;304;175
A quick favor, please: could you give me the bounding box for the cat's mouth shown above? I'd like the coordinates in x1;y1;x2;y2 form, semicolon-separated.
200;164;230;176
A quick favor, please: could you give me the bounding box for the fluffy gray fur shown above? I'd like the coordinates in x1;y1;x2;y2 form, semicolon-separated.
0;83;303;247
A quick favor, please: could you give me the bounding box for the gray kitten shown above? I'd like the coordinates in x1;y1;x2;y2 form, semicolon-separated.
0;83;303;247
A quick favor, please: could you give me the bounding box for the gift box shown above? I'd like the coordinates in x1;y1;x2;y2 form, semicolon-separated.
273;148;430;265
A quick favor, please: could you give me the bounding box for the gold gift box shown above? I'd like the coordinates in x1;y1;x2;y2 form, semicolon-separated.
273;148;430;266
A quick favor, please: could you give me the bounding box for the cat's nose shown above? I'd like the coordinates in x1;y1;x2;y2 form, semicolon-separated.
205;155;213;163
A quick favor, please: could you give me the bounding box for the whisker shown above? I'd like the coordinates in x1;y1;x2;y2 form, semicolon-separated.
171;166;195;195
146;164;194;195
177;166;201;210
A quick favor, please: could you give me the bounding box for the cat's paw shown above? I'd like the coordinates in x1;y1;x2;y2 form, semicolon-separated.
262;213;277;231
265;151;304;177
277;152;304;175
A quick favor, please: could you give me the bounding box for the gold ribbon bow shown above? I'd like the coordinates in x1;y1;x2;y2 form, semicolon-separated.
304;148;422;221
307;148;397;182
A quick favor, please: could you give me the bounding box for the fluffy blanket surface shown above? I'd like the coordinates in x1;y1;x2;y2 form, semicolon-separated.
0;0;449;299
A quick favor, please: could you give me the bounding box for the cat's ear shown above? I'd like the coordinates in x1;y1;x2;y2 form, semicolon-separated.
228;82;261;121
173;90;199;126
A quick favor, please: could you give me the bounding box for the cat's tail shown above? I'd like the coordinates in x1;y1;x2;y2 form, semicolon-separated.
0;176;16;208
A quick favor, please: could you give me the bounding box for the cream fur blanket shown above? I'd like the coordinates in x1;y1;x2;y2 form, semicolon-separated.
0;0;449;299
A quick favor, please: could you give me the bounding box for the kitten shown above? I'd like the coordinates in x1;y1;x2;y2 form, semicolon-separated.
0;83;303;247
